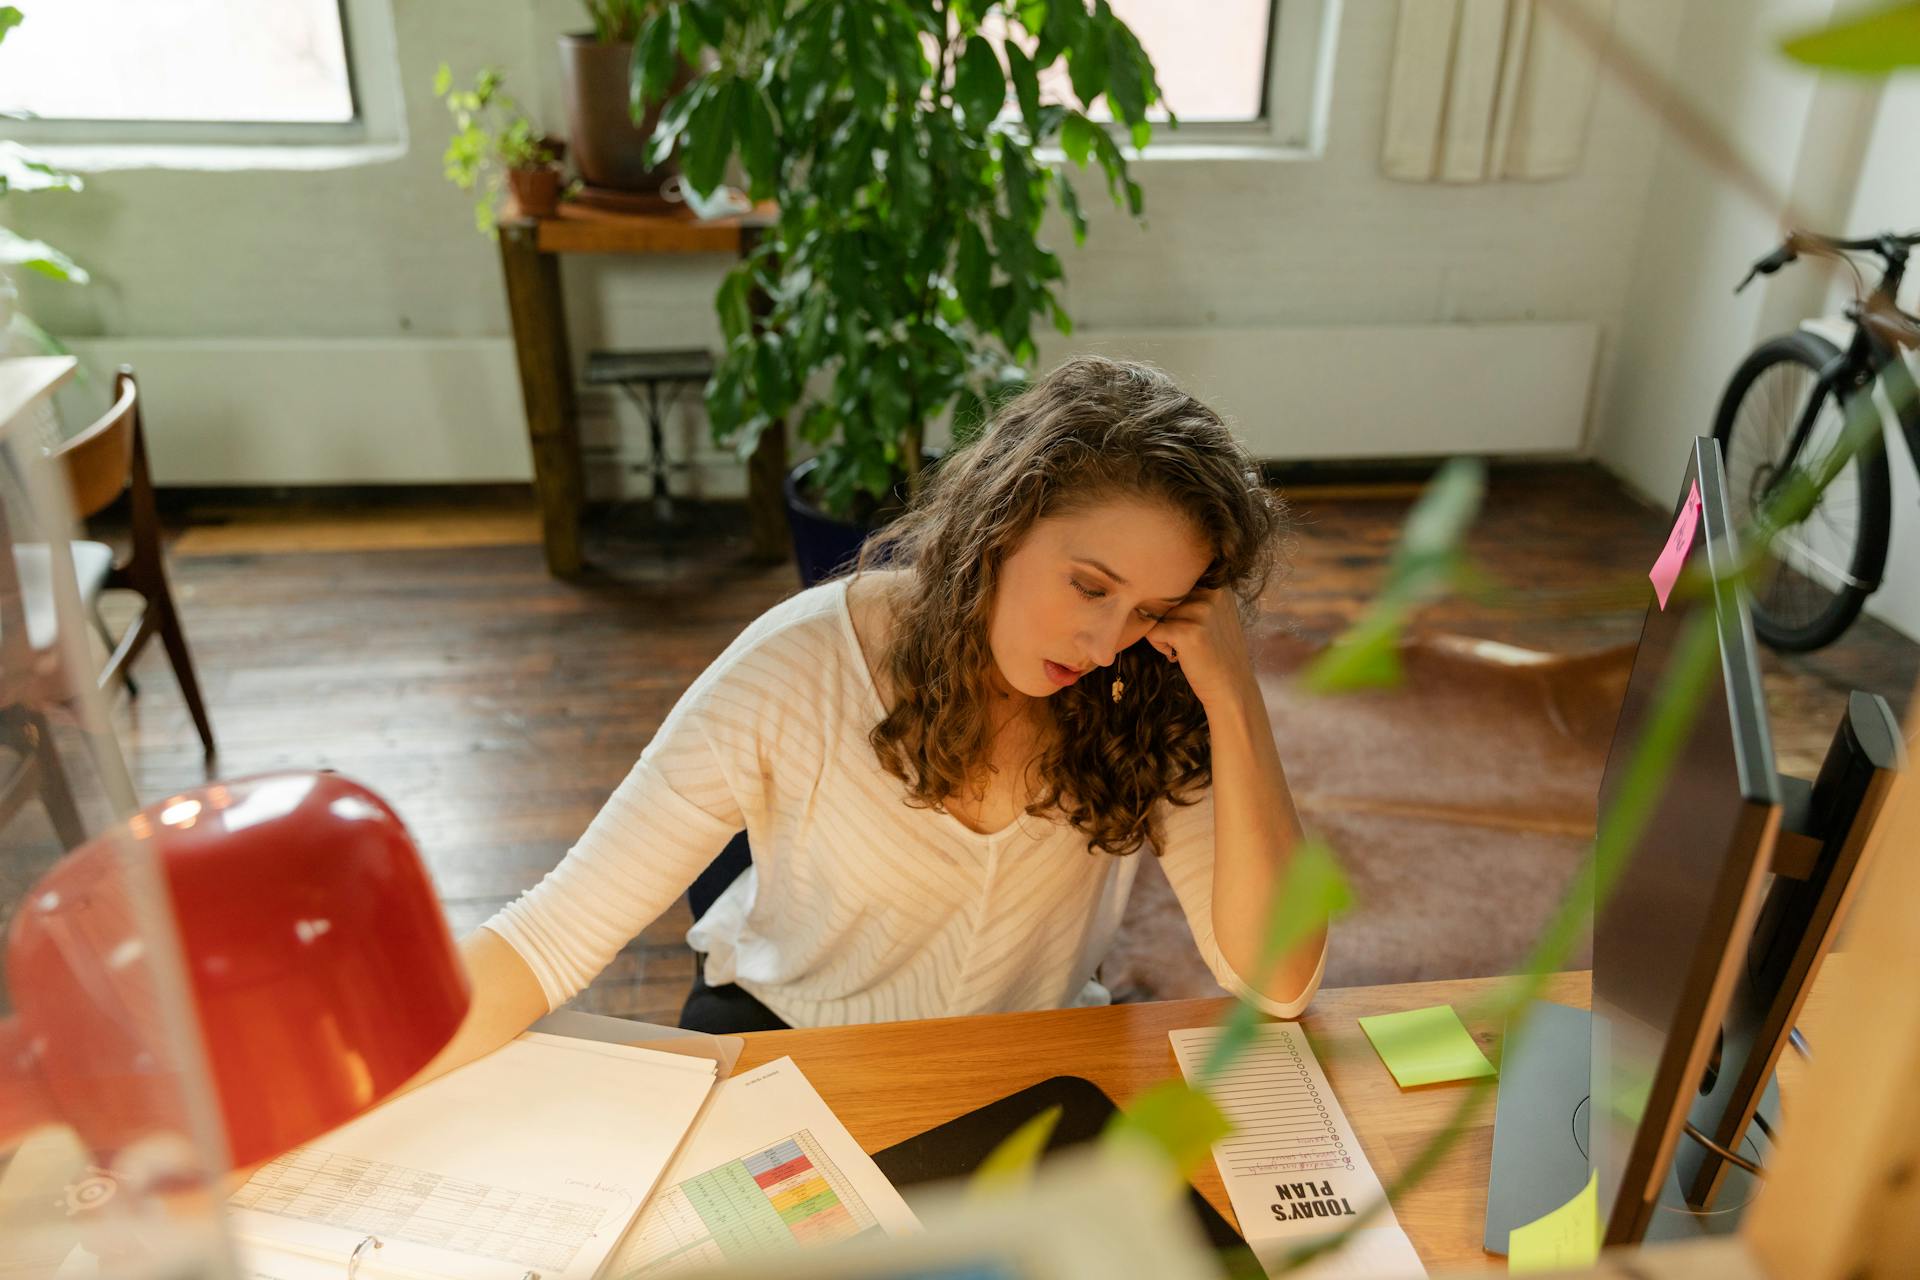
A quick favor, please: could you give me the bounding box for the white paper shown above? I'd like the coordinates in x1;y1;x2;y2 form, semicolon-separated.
1169;1025;1426;1279
229;1032;716;1280
602;1056;919;1276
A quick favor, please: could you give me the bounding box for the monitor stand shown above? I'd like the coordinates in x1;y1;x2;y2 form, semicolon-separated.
1483;1000;1771;1254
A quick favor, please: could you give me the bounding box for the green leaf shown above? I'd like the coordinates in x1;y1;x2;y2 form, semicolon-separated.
1006;42;1042;138
649;77;706;167
1781;2;1920;72
0;227;87;283
433;62;452;97
681;0;727;47
752;331;794;416
706;353;749;440
632;8;679;115
847;11;888;117
1300;615;1405;695
1104;24;1147;126
0;142;81;195
970;1104;1063;1195
1055;170;1088;243
1067;9;1110;108
1060;113;1097;168
1198;839;1354;1081
1036;0;1082;67
682;78;738;196
890;113;930;226
1103;1082;1232;1182
870;349;912;438
954;220;992;319
1392;459;1486;575
954;34;1007;126
715;264;754;342
1001;141;1035;230
739;82;779;200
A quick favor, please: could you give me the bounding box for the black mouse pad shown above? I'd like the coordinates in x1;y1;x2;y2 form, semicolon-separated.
870;1075;1247;1252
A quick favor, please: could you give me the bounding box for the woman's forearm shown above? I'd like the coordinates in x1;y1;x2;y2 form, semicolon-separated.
1204;678;1327;1011
399;927;551;1094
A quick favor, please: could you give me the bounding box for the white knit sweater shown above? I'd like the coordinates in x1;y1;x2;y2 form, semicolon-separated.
485;579;1311;1026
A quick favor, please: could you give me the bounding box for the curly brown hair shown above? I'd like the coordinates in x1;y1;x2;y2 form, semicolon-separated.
854;355;1286;856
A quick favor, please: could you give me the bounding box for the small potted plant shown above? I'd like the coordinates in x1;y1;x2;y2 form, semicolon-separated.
435;64;567;233
559;1;684;194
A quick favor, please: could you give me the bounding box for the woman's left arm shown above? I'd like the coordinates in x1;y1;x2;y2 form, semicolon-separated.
1147;588;1327;1012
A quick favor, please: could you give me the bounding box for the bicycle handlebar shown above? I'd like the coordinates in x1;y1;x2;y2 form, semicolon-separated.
1734;229;1920;294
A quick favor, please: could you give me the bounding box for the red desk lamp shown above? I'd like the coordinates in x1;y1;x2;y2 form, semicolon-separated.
1;771;470;1170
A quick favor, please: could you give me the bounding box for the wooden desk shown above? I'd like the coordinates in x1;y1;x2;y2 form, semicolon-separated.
496;201;783;578
732;971;1828;1273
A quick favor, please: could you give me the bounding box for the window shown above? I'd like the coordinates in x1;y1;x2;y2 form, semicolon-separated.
1011;0;1337;155
0;0;403;166
1066;0;1276;124
0;0;354;125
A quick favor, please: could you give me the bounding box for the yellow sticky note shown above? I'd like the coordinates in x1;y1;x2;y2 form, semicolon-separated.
1357;1004;1497;1087
1508;1171;1600;1273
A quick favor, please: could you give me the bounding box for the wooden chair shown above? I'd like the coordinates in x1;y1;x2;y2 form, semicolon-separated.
0;497;87;849
15;368;215;758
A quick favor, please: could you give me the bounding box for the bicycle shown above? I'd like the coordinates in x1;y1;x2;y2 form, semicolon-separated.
1711;229;1920;652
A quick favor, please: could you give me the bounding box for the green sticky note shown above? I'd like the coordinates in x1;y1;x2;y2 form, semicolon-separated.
1507;1171;1600;1272
1356;1004;1497;1088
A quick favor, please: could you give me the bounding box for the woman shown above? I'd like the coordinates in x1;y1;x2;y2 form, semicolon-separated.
428;356;1324;1065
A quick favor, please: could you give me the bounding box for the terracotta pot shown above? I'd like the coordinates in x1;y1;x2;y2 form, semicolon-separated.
507;167;562;217
558;33;690;193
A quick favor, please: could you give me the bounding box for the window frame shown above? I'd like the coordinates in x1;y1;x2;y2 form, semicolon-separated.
0;0;403;163
1096;0;1341;161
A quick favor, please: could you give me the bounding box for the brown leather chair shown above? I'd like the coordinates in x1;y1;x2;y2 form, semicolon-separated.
21;367;215;758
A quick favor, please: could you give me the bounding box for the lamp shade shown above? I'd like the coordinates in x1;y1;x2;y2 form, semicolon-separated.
1;772;470;1169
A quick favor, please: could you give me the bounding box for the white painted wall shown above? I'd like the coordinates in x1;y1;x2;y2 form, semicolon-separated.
1821;78;1920;640
1590;0;1918;640
10;1;1687;494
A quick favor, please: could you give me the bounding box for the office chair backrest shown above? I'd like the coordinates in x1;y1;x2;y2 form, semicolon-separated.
53;369;138;521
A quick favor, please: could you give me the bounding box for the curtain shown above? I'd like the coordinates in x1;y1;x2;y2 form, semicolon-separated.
1381;0;1617;183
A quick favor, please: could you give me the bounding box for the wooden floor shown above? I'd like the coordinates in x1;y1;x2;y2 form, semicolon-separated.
83;467;1920;1024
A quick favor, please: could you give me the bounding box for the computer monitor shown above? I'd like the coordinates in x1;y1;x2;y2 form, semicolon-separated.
1483;437;1904;1252
1587;437;1781;1243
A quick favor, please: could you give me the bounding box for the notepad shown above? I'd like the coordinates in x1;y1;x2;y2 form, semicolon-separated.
606;1056;919;1275
1170;1023;1426;1278
1357;1005;1497;1088
1508;1170;1599;1272
228;1032;716;1280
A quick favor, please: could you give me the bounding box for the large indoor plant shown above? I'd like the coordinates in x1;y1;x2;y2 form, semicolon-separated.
635;0;1168;577
561;0;684;193
0;7;89;355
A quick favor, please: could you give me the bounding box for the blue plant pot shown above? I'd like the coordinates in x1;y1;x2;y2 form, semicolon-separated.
783;458;873;588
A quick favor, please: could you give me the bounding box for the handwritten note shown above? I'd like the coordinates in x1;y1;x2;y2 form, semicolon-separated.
1507;1171;1599;1273
1648;479;1703;609
1356;1005;1496;1089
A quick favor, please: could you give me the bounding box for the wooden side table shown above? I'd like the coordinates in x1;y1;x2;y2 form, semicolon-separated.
496;200;786;579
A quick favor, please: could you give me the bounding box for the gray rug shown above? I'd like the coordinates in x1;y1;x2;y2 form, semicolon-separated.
1101;634;1631;1001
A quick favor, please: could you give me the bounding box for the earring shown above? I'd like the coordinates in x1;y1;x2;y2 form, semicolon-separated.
1111;677;1125;703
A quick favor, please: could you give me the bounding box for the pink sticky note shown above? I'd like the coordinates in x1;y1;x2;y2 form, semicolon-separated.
1649;479;1703;610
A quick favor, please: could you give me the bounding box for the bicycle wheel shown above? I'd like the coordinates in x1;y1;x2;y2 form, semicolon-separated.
1711;331;1892;652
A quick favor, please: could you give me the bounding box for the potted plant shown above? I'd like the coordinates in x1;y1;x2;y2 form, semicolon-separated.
434;65;567;233
636;0;1168;582
560;1;685;193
